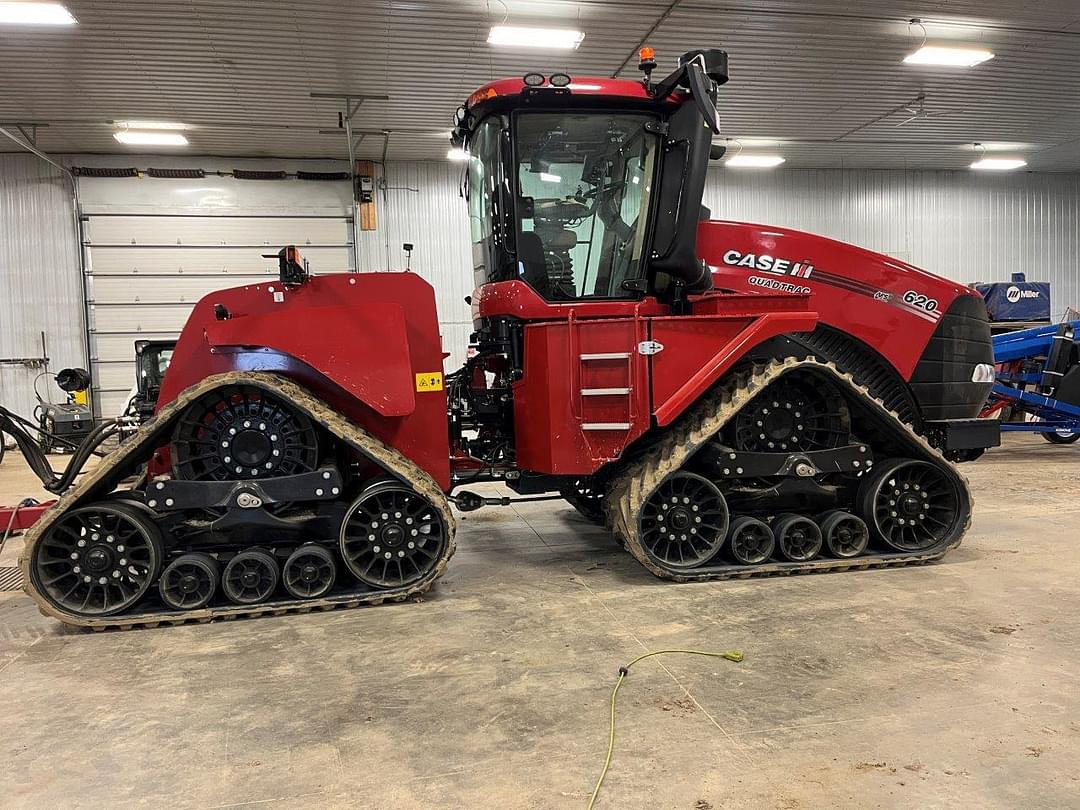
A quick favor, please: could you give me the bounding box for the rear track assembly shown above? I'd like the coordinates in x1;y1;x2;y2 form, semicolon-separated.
20;372;456;630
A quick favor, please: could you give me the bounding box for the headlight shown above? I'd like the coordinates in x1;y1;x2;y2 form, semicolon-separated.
971;363;995;383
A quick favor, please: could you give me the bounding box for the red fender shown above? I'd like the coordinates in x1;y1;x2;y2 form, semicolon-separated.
158;272;452;489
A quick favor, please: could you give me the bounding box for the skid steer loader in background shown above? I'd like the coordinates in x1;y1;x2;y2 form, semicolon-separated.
16;47;998;629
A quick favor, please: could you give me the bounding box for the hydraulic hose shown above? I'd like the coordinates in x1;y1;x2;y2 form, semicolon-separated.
0;405;122;494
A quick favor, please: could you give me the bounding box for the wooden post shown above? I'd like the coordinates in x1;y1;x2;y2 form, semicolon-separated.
356;160;377;231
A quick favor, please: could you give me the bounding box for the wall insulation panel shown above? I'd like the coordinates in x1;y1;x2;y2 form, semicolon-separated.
705;168;1080;319
5;153;1080;426
0;154;84;421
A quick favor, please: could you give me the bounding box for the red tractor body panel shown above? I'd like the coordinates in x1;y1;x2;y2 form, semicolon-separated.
477;280;818;475
157;273;452;489
699;220;977;380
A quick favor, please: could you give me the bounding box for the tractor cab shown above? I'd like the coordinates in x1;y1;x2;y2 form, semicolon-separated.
451;49;729;307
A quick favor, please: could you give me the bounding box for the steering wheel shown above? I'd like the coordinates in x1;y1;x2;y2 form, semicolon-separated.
575;180;627;202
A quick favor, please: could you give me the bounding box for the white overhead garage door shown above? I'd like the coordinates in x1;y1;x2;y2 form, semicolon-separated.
84;213;353;417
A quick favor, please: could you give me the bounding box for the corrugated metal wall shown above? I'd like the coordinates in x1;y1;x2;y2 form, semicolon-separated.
3;155;1080;422
357;161;474;370
705;168;1080;320
0;154;84;421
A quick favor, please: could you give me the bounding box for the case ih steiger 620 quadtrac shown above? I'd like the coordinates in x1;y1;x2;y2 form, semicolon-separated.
15;48;998;629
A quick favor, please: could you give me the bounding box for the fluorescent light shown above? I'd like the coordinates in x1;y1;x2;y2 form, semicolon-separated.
539;172;561;183
447;147;470;161
116;121;188;131
904;46;994;67
114;131;189;146
488;25;584;50
0;2;76;24
726;154;786;168
971;157;1026;171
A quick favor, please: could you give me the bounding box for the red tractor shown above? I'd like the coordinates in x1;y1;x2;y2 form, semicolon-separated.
19;49;997;628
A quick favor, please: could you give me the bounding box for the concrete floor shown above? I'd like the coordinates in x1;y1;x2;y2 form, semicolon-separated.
0;436;1078;809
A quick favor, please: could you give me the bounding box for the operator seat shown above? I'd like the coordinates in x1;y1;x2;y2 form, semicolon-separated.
516;230;549;294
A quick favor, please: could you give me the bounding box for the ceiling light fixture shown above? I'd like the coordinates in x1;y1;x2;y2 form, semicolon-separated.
114;131;189;146
0;2;77;24
116;121;188;131
970;157;1026;171
447;147;470;161
904;45;994;67
726;154;786;168
539;172;562;183
487;25;584;50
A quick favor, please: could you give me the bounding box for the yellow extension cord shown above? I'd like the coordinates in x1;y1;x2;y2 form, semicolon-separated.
586;648;745;810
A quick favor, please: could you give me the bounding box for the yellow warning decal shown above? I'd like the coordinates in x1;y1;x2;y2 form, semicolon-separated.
415;372;444;392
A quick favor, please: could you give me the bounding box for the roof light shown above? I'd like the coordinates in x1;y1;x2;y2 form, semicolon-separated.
487;25;584;50
447;147;470;161
114;131;189;146
970;157;1026;171
903;46;994;67
726;154;786;168
116;121;188;131
539;172;561;183
0;2;76;24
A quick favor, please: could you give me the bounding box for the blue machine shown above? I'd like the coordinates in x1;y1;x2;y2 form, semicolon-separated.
974;273;1051;322
985;320;1080;443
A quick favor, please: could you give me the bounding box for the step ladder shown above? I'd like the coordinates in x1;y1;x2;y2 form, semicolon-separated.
578;351;634;432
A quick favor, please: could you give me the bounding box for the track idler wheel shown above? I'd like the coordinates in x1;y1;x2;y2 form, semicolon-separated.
158;552;219;609
638;472;729;569
818;511;869;558
222;548;279;604
726;516;774;565
31;501;162;617
773;513;823;562
283;544;337;599
340;481;449;589
857;458;964;551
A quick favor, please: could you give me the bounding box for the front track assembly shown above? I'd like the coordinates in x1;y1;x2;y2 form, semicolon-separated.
609;358;972;581
20;373;456;630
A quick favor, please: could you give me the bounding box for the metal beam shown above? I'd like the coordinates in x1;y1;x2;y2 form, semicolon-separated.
611;0;684;77
0;126;74;187
310;92;390;273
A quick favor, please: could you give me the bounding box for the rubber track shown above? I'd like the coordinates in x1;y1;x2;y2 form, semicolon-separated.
608;357;973;581
19;372;457;630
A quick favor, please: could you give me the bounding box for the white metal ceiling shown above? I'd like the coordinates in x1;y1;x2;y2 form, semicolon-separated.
2;0;1080;169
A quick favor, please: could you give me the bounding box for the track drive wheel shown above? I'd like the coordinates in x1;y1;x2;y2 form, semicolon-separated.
560;478;605;524
222;548;279;604
171;385;319;481
340;481;449;589
638;472;729;570
31;501;162;617
818;511;869;559
283;544;337;599
158;552;219;609
773;513;823;562
857;458;964;551
732;375;849;453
